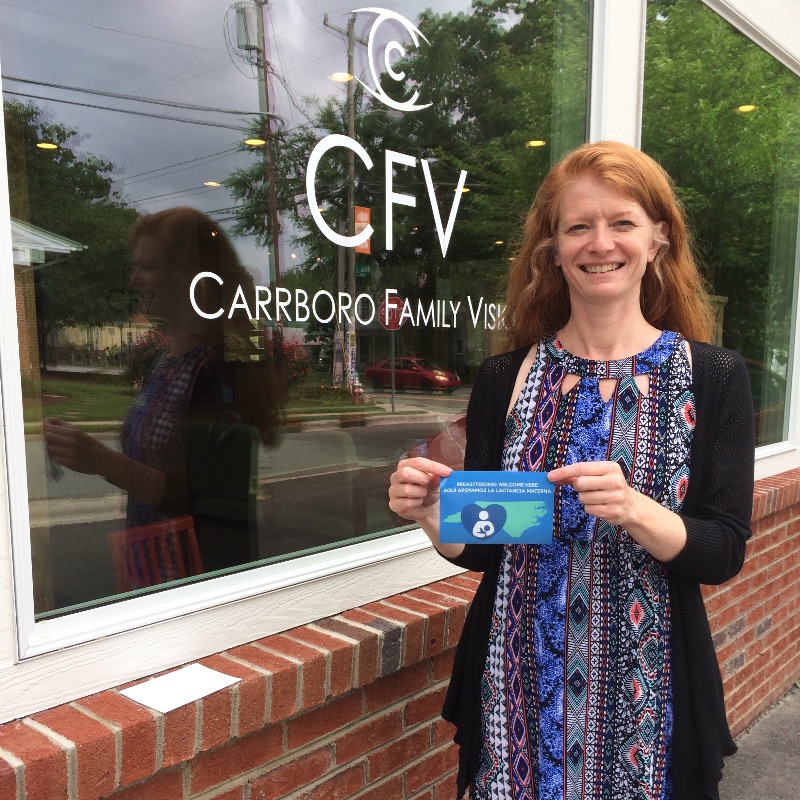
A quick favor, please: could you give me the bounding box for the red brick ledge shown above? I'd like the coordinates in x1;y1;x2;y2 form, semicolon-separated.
751;466;800;521
0;573;478;800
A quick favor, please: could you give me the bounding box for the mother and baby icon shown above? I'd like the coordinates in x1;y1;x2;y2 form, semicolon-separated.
472;509;497;539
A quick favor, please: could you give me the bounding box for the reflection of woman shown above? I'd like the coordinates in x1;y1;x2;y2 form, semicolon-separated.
389;143;754;799
44;208;281;546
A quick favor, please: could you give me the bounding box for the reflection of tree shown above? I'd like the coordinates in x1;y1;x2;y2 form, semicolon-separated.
642;0;800;362
225;1;589;365
4;101;139;361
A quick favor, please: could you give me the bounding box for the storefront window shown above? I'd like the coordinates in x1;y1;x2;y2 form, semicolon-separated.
2;1;590;618
643;0;800;447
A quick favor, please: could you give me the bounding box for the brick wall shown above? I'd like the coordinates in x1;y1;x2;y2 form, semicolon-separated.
14;264;40;382
705;467;800;736
1;470;799;800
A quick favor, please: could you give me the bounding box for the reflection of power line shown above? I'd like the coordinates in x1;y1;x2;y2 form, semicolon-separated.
133;185;219;204
2;75;261;116
120;149;241;186
0;1;226;54
3;90;250;131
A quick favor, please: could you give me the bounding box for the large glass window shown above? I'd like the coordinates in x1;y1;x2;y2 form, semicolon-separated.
2;1;590;618
642;0;800;447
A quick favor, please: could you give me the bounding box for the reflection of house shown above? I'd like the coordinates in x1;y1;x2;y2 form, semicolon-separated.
48;313;152;368
11;219;85;379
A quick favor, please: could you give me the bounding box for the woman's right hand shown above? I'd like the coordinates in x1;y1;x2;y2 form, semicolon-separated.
389;457;465;558
388;457;452;525
43;417;109;476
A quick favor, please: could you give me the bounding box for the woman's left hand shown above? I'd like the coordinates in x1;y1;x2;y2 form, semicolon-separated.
548;460;687;561
548;461;634;527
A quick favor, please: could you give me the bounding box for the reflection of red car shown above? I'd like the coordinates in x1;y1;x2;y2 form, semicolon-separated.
365;357;461;393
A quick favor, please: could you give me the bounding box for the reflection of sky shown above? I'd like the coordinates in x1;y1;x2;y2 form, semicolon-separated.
0;0;473;281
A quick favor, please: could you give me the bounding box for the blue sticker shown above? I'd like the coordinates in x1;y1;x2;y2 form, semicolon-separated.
440;471;554;545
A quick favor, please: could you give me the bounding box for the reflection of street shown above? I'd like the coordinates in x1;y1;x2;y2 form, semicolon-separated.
27;409;468;610
365;386;470;415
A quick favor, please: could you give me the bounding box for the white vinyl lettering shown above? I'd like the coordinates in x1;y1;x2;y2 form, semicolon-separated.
190;271;224;319
306;134;374;248
385;149;417;251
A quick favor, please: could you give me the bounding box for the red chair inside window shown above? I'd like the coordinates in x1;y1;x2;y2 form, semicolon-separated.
108;515;203;592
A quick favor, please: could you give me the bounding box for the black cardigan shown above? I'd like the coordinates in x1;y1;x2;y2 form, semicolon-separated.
442;341;755;800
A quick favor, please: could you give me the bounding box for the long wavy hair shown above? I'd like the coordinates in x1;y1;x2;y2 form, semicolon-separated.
130;207;282;444
130;206;253;321
503;141;714;349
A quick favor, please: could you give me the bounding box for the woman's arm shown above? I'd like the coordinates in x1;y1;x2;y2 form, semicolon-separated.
671;348;755;584
43;417;166;508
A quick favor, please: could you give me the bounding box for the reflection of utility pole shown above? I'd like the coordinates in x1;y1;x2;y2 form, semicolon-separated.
251;0;285;371
333;220;346;387
254;1;282;293
324;13;367;396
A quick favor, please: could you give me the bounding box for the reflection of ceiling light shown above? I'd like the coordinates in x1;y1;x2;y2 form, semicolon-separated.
211;231;218;237
457;187;470;193
245;137;266;146
736;104;757;113
526;140;546;147
36;141;58;150
291;253;297;259
203;181;221;187
495;240;504;245
330;72;353;82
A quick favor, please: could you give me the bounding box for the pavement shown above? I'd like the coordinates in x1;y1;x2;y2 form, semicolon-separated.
719;686;800;800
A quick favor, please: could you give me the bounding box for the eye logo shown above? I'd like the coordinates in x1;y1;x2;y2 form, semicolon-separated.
355;7;431;112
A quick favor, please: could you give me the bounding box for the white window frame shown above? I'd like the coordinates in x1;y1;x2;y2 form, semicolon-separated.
1;0;799;724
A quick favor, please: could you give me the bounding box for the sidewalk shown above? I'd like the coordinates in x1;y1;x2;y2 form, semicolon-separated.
720;686;800;799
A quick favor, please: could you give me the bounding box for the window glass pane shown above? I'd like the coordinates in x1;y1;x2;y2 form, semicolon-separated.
643;0;800;447
2;0;590;617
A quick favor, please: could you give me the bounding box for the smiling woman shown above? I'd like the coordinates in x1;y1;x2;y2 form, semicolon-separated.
389;141;755;800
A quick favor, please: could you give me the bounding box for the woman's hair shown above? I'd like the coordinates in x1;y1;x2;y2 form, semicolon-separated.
502;141;714;348
130;206;251;317
130;207;283;444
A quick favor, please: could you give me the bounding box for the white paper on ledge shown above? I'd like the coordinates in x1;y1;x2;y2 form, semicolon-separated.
120;663;240;713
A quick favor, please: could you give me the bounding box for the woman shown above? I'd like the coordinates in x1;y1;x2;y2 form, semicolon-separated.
389;142;754;799
44;208;281;570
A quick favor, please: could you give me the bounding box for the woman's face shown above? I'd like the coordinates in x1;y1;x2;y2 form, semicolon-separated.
553;177;665;312
130;234;188;320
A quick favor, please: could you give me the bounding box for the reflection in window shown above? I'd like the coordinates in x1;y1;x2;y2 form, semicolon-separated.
643;0;800;446
2;0;590;617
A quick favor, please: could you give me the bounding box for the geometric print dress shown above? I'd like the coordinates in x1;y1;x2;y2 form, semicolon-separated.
472;331;695;800
122;342;215;528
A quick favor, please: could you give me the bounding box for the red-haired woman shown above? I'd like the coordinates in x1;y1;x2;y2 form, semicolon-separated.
389;142;754;799
44;208;281;574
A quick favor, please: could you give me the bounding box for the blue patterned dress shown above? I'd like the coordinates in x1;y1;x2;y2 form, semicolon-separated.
473;331;695;800
122;342;215;528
